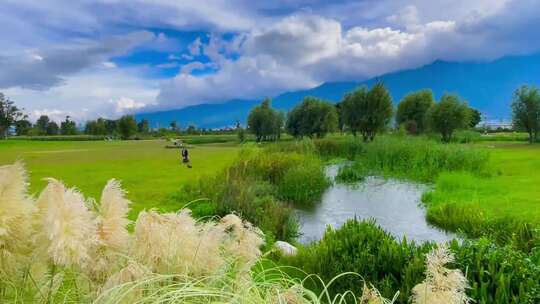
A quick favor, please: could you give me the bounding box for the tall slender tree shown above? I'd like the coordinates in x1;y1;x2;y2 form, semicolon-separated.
511;85;540;143
341;83;393;141
0;93;24;138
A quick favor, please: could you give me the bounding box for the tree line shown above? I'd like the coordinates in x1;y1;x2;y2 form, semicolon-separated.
1;83;540;142
247;82;482;143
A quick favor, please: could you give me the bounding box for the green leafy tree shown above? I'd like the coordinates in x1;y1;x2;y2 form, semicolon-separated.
35;115;50;135
511;85;540;143
237;127;246;143
137;119;150;133
15;119;32;136
104;119;117;135
426;94;471;143
335;101;345;133
396;90;434;134
0;93;25;138
85;118;107;135
186;125;197;135
286;97;338;138
117;115;137;139
342;83;393;141
170;121;179;133
46;121;60;135
60;116;77;135
248;98;283;141
469;108;482;128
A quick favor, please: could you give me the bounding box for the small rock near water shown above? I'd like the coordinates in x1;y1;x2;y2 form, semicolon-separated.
274;241;298;256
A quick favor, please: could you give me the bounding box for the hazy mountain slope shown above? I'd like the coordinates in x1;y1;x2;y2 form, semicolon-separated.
136;52;540;128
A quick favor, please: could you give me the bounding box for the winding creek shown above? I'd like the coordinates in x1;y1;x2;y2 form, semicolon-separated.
295;164;457;244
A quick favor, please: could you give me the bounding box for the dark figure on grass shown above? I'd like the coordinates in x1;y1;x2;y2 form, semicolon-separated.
181;147;192;168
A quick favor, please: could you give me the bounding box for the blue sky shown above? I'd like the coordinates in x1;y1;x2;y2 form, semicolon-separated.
1;0;540;122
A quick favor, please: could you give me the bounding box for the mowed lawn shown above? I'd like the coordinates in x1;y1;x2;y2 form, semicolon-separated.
0;139;239;218
428;141;540;222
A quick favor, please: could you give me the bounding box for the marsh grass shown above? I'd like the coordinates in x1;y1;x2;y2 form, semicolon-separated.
335;162;368;184
175;147;331;241
357;136;490;182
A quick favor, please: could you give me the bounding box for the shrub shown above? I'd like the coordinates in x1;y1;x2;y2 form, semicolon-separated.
282;218;540;304
277;162;330;206
285;219;433;303
451;239;540;304
335;162;367;183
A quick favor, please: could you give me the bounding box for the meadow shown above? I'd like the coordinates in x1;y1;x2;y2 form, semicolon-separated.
0;139;239;218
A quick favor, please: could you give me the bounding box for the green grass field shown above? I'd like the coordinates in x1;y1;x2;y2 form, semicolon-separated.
425;141;540;222
2;137;539;225
0;139;239;218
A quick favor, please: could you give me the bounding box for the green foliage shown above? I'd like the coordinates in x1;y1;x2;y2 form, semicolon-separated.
247;98;283;142
285;219;432;303
45;121;60;135
450;239;540;304
511;85;540;143
357;136;489;182
284;219;540;304
469;107;482;128
14;119;32;136
137;119;150;134
176;148;329;240
335;162;367;183
85;118;108;135
425;201;539;252
0;92;25;138
396;89;434;134
286;97;338;139
277;161;329;206
117;115;137;139
426;94;471;142
237;127;246;143
35;115;51;135
341;83;393;141
452;129;482;143
60;116;77;135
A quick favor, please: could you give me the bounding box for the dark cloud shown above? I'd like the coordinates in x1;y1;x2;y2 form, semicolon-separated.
0;31;154;90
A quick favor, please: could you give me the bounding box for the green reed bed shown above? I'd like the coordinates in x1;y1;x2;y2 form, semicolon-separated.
357;136;490;182
174;146;330;242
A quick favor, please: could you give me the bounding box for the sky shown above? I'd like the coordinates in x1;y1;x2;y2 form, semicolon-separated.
2;0;540;122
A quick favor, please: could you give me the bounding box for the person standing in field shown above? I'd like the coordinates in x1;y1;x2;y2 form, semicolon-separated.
181;146;192;168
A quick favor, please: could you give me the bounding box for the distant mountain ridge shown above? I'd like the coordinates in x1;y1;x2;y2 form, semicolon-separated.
136;52;540;129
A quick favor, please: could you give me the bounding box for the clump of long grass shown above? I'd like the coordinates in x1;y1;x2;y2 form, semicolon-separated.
359;136;490;182
411;244;469;304
0;162;35;289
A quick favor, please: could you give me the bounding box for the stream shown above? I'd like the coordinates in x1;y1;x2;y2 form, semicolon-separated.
295;164;457;244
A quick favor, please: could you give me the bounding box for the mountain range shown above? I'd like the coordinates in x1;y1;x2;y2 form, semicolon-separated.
136;52;540;129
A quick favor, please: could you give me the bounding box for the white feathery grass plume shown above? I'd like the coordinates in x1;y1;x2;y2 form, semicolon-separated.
412;244;469;304
360;283;384;304
97;179;132;251
35;178;98;268
89;179;133;283
134;210;200;274
220;214;264;272
0;162;35;279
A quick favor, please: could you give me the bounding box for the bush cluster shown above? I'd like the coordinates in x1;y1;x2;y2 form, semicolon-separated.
283;219;540;304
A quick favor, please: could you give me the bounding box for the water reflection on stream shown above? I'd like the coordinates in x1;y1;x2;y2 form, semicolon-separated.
295;165;457;244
